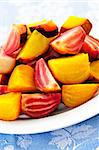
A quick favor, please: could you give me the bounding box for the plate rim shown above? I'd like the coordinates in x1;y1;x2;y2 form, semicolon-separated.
0;94;98;134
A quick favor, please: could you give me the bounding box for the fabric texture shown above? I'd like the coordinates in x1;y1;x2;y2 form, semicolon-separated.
0;115;98;150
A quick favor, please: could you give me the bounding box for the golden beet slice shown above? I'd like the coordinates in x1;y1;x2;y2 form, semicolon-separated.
48;53;90;84
27;19;47;35
17;30;52;62
0;92;21;120
60;16;92;34
90;60;99;81
27;20;58;38
62;84;98;108
8;65;36;92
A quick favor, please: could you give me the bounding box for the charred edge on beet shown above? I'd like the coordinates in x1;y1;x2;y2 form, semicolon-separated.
29;27;58;38
60;27;67;33
20;25;27;45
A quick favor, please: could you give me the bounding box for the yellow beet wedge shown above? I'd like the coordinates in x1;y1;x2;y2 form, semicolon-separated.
27;19;47;35
17;30;53;62
27;19;58;38
8;65;36;92
0;92;21;121
60;16;92;34
90;60;99;81
62;84;98;108
48;53;90;84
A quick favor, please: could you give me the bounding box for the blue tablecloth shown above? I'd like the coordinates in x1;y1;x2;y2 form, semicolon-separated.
0;115;98;150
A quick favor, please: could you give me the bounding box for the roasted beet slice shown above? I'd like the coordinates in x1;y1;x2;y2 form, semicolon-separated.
2;24;27;58
60;16;92;34
35;58;61;92
82;35;99;61
51;26;86;54
21;93;61;118
27;20;58;38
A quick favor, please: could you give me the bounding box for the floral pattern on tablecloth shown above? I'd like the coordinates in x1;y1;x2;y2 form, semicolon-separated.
0;115;98;150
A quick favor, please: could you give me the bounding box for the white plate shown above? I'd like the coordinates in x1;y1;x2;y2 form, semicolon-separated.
0;94;98;134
